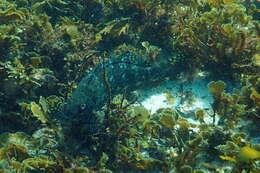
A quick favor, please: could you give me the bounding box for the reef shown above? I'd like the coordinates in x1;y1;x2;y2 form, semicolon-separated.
0;0;259;172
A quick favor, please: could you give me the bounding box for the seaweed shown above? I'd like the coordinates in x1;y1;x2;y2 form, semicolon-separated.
0;0;259;172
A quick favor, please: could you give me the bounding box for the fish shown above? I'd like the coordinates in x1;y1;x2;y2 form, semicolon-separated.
220;146;260;162
56;52;181;135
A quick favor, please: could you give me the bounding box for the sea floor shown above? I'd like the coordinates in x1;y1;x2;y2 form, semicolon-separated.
137;78;218;125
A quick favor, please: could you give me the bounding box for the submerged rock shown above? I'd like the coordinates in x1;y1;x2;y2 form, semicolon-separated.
57;52;182;135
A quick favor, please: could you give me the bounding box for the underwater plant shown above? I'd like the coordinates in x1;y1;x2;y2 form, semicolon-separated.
0;0;259;172
170;0;259;78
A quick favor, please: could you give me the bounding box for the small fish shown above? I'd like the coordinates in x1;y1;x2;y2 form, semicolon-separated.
220;146;260;162
238;146;260;162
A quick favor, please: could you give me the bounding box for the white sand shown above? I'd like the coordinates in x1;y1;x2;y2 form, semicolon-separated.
137;78;219;125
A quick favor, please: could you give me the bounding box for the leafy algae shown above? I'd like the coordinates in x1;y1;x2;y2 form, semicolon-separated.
0;0;259;172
